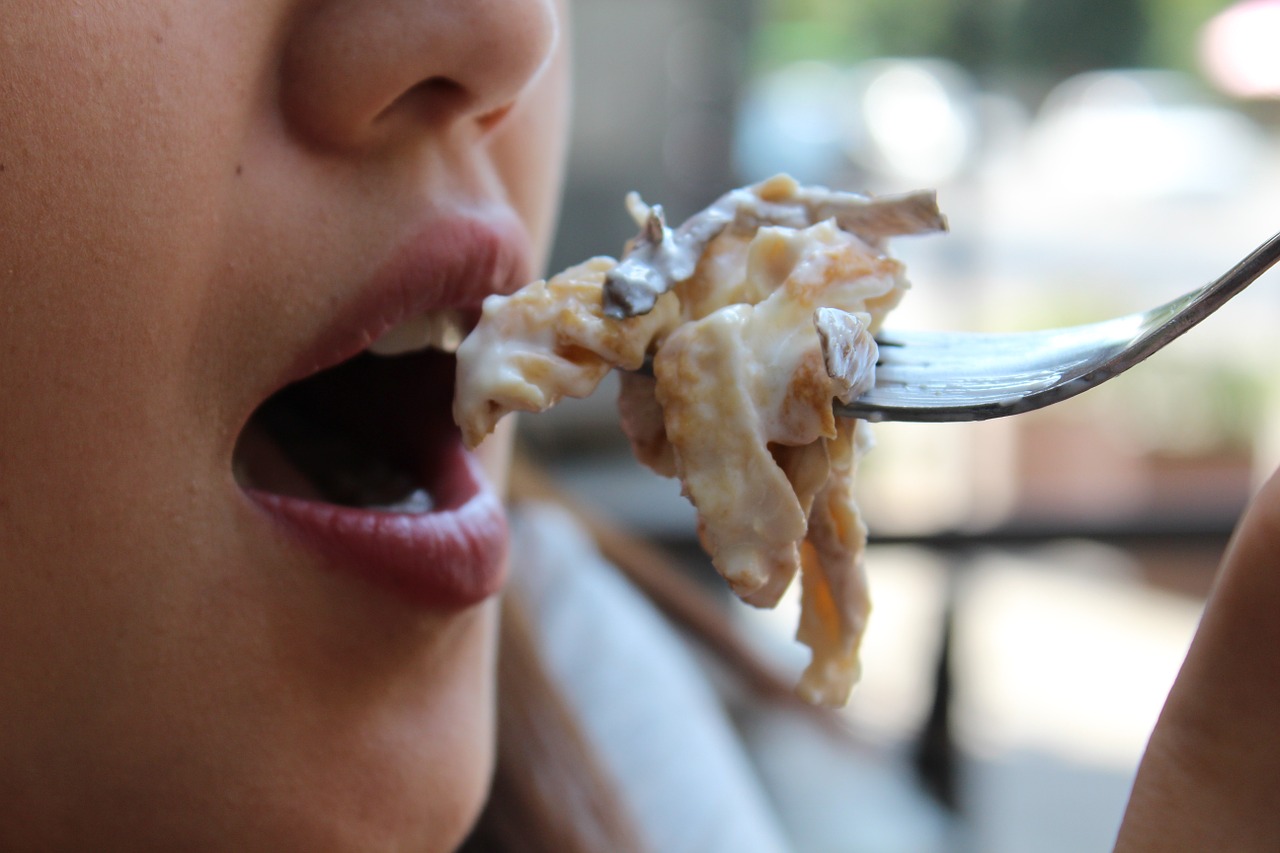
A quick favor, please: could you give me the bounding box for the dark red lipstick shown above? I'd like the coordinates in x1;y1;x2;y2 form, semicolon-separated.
235;211;532;610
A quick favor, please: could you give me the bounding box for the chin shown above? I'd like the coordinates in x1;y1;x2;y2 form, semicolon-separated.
280;736;496;852
117;577;501;852
251;590;503;853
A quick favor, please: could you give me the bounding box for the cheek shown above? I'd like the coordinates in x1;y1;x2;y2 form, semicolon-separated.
487;25;572;272
0;5;267;489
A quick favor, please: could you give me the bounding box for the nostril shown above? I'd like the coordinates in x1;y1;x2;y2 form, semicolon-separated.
376;76;470;125
410;76;467;101
373;78;520;137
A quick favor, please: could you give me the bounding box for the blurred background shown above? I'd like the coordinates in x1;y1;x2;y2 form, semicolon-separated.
525;1;1280;850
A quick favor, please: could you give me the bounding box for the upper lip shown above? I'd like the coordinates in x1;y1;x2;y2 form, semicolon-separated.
279;206;534;393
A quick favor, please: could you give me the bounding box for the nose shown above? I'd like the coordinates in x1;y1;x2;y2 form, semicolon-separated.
281;0;560;151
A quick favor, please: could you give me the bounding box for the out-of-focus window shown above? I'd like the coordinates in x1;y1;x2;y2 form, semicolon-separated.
531;5;1280;852
545;0;1279;540
731;0;1279;536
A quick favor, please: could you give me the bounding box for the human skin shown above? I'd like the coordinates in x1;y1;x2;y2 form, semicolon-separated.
1114;465;1280;851
12;0;1279;848
0;1;567;849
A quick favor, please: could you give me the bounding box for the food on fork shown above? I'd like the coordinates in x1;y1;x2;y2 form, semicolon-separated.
454;175;946;706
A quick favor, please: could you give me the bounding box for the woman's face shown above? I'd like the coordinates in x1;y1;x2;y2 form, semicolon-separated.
0;0;567;848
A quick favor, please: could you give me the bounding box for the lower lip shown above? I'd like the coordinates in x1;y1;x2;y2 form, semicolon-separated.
243;441;509;611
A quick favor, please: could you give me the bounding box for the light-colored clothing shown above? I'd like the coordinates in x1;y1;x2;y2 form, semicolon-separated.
511;502;955;853
512;503;794;853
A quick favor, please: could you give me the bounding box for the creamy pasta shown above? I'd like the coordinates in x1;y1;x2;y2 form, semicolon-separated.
454;175;945;706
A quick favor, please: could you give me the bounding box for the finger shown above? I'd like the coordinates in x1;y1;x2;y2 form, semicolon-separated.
1115;467;1280;851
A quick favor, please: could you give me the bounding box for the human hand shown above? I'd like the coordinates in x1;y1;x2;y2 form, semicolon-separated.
1115;467;1280;850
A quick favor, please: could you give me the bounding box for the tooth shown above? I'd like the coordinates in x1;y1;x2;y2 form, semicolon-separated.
369;310;468;357
369;488;434;514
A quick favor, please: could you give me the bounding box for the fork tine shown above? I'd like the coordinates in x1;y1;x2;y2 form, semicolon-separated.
843;320;1142;423
841;228;1280;423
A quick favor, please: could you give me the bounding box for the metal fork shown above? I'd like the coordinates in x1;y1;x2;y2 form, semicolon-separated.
836;230;1280;423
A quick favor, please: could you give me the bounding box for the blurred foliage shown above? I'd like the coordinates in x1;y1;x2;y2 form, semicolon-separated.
981;287;1267;454
1004;0;1148;77
1100;357;1268;455
754;0;1236;84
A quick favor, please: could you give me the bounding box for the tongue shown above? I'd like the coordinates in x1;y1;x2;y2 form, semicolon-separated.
233;404;435;513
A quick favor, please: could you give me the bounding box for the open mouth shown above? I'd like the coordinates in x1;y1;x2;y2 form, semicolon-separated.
232;346;462;514
230;319;511;609
224;213;527;607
